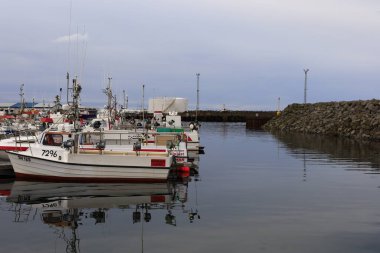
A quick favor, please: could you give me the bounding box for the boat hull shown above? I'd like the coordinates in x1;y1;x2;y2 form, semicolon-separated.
7;152;170;182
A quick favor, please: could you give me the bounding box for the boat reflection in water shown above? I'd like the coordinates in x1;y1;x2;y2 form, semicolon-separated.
1;175;200;253
0;160;14;177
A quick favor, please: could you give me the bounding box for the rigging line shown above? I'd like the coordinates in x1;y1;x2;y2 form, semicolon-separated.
67;0;72;74
76;25;79;78
80;25;87;84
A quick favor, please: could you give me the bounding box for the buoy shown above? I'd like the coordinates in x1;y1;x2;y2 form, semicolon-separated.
177;166;190;172
177;170;190;178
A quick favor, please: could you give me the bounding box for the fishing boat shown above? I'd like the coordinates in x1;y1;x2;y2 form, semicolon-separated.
0;133;38;160
81;126;189;164
6;130;173;182
0;121;72;161
84;111;201;157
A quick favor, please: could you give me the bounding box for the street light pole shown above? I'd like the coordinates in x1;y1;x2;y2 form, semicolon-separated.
196;73;200;122
303;69;309;104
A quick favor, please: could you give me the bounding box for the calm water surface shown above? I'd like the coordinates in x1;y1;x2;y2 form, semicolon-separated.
1;122;380;252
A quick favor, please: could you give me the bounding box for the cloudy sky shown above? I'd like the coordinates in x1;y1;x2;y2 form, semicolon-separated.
1;0;380;110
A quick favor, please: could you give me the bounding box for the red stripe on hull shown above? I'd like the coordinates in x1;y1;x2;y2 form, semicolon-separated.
80;148;166;152
0;190;11;196
140;149;166;152
0;146;28;151
150;195;166;202
15;172;167;183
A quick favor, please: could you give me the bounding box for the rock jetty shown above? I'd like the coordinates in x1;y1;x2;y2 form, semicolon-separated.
263;99;380;141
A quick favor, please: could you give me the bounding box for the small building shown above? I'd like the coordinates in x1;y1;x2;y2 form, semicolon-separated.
0;103;17;115
0;102;53;115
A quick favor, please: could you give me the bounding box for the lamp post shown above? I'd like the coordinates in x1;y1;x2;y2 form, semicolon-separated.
303;69;309;104
196;73;200;122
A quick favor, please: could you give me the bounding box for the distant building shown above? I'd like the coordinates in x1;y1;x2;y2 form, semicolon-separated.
0;102;53;115
0;101;97;119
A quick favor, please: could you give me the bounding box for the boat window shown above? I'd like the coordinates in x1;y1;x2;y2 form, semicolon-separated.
43;134;63;146
81;133;101;145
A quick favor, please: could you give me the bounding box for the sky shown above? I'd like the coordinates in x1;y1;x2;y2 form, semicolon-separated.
1;0;380;111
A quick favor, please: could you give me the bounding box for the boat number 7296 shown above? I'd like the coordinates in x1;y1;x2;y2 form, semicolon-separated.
42;150;58;157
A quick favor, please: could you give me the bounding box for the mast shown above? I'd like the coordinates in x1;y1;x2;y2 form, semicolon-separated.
142;84;145;123
123;89;126;109
72;77;81;131
123;89;128;110
19;83;25;114
66;72;71;104
102;77;113;125
107;77;112;115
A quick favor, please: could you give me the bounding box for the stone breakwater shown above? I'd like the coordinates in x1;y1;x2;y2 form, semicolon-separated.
263;100;380;141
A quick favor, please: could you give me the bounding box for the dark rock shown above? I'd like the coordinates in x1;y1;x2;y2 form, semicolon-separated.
263;99;380;141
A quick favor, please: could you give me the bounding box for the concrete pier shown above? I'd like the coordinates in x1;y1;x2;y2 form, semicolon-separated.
179;110;276;129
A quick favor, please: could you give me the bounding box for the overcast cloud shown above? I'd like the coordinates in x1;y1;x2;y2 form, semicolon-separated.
0;0;379;110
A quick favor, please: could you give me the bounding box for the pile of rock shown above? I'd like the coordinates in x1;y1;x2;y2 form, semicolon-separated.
263;99;380;141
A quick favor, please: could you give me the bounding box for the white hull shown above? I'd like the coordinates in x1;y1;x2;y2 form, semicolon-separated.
8;151;170;182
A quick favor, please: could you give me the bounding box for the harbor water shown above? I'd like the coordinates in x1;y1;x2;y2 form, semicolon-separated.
1;122;380;252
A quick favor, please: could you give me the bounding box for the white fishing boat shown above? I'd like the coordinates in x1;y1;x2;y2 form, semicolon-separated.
84;111;200;158
0;122;71;161
7;129;173;182
0;134;38;160
80;127;189;164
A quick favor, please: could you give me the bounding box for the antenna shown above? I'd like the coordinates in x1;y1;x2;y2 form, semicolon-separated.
75;25;79;77
67;0;72;75
59;88;63;102
142;84;145;123
80;25;87;81
196;73;200;122
123;89;126;109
